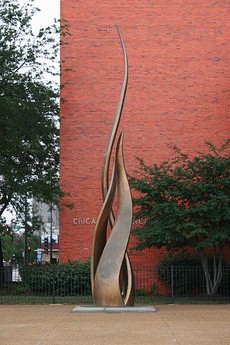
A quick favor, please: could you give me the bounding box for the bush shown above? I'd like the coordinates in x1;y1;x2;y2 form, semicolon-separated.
55;260;91;296
157;251;230;297
20;259;91;296
135;289;148;296
157;251;206;296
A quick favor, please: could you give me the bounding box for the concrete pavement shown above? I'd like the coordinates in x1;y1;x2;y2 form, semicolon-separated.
0;304;229;345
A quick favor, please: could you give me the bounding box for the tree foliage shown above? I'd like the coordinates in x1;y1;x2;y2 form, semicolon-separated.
130;140;230;295
2;231;40;264
0;0;61;220
0;0;70;268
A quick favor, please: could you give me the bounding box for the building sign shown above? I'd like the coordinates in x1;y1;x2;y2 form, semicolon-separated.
73;217;146;225
73;217;96;225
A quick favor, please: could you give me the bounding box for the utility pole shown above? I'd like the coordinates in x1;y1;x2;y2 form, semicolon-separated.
50;204;53;262
24;196;28;265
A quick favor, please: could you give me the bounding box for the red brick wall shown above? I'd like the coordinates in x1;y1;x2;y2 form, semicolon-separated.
59;0;230;268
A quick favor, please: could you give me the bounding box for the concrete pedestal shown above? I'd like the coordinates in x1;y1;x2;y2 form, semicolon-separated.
72;305;156;313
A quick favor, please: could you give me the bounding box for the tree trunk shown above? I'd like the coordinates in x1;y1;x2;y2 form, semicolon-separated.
198;247;223;296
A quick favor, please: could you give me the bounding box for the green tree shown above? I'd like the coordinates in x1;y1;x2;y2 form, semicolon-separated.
130;140;230;296
0;0;69;269
2;231;40;265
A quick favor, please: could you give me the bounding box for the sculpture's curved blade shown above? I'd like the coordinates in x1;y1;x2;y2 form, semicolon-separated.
101;24;128;211
91;25;135;307
91;163;116;299
93;133;134;306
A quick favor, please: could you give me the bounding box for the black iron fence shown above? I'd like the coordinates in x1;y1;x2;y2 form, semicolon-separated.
0;265;230;304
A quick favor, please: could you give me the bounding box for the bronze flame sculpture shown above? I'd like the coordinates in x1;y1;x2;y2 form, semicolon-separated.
91;25;135;307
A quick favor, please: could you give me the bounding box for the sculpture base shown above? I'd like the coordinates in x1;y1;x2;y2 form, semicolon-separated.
72;305;156;313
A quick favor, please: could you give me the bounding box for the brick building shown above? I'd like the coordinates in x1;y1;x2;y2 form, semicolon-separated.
59;1;230;270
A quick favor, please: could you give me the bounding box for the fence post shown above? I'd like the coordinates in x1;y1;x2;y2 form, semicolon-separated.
171;265;174;304
52;265;55;304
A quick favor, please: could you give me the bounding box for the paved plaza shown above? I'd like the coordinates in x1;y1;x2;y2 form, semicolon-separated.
0;304;229;345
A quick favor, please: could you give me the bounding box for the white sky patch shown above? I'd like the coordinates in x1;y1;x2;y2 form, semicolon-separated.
18;0;60;30
31;0;61;85
31;0;60;34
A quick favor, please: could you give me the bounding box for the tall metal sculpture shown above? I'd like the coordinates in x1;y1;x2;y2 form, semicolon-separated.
91;25;135;307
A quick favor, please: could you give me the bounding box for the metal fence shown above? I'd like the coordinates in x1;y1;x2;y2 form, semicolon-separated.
0;265;229;304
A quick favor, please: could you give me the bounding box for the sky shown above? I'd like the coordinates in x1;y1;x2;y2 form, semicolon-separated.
31;0;60;33
18;0;60;34
31;0;61;83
